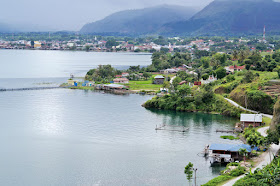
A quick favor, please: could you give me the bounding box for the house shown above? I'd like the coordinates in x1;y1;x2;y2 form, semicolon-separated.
103;84;126;90
160;69;177;74
34;41;41;48
115;75;122;78
225;65;246;73
113;78;129;84
201;74;217;84
209;143;256;164
86;81;94;86
153;75;165;84
122;72;129;77
239;114;263;128
82;80;89;86
179;81;188;85
187;71;198;76
67;79;78;86
190;39;205;46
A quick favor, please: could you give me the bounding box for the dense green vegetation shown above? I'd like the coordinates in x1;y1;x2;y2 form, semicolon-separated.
243;127;265;147
214;70;278;114
202;163;246;186
220;135;239;140
147;52;192;72
233;156;280;186
143;83;246;118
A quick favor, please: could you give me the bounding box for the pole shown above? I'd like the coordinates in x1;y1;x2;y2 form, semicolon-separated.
245;94;247;109
193;168;197;186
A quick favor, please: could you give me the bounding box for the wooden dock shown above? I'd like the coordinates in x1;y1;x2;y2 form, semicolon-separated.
216;129;235;133
155;124;189;132
0;87;64;92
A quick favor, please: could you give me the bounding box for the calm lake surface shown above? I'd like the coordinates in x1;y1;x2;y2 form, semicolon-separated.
0;50;240;185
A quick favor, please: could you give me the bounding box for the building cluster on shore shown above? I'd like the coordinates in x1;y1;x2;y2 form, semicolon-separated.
0;36;274;52
208;113;264;164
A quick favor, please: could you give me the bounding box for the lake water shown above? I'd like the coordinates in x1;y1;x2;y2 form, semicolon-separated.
0;50;240;185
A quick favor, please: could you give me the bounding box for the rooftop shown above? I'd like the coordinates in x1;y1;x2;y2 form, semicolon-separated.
210;143;256;152
154;75;164;79
104;84;125;88
240;114;262;123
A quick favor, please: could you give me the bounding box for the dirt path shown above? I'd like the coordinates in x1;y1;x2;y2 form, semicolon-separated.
224;98;273;119
222;99;278;186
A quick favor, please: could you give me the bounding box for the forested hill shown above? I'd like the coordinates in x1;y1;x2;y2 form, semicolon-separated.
161;0;280;36
80;5;198;35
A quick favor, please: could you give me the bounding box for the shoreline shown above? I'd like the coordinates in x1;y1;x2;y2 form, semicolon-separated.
0;48;153;54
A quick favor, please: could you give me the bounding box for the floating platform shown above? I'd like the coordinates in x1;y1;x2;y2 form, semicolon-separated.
155;124;189;132
216;129;235;133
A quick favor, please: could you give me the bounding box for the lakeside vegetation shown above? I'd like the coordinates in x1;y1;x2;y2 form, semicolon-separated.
220;135;239;140
233;156;280;186
202;163;246;186
143;84;246;117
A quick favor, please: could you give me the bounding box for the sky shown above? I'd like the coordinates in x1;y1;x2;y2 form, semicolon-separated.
0;0;213;31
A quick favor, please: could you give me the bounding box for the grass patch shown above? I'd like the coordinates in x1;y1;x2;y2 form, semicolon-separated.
262;117;272;126
220;135;239;140
127;80;162;91
202;175;233;186
203;164;246;186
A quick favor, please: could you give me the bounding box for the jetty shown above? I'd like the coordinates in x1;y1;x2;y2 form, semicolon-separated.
0;87;64;92
216;129;235;133
155;124;189;132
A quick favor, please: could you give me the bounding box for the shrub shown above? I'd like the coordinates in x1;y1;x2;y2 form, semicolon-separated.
202;175;233;186
230;166;246;177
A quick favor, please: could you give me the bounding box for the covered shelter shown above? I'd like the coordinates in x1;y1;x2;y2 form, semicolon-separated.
209;143;256;164
153;75;165;84
240;114;262;128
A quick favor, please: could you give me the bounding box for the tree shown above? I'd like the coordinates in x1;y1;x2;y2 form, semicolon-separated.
129;65;140;72
177;84;191;97
242;71;255;83
194;50;210;59
184;162;193;185
239;148;248;164
143;72;151;80
162;81;170;89
31;40;34;48
246;133;265;147
172;77;182;90
202;74;209;80
160;47;169;54
105;39;118;48
233;50;239;60
215;67;226;79
85;45;90;52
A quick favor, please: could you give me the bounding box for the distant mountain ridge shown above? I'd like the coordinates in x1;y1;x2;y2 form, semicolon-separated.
162;0;280;35
80;5;198;34
0;22;12;33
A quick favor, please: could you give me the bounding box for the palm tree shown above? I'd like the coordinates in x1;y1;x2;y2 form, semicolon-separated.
233;50;239;60
239;148;248;164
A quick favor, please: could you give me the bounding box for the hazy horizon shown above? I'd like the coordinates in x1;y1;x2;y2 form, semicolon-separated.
0;0;212;32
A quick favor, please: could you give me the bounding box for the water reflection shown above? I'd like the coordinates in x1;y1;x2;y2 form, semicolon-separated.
147;108;238;130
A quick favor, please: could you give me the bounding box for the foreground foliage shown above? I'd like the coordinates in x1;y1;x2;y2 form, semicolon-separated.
233;157;280;186
202;163;246;186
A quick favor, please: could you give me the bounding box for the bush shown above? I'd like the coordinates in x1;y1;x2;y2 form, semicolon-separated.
230;166;246;177
234;177;258;186
202;175;233;186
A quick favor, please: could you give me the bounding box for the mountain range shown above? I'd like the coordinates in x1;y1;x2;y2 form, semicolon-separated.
80;0;280;36
80;5;198;35
162;0;280;35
